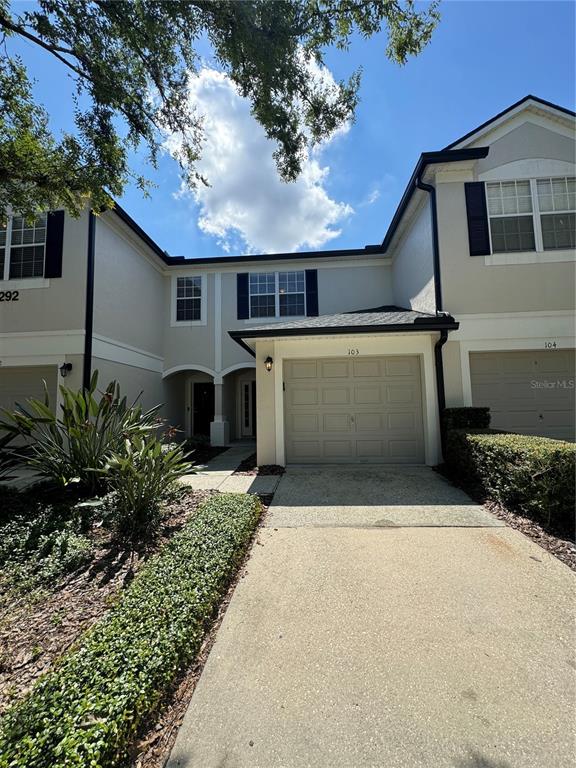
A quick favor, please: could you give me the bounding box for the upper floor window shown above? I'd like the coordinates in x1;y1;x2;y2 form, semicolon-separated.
486;177;575;254
0;214;48;280
249;270;306;318
176;276;202;321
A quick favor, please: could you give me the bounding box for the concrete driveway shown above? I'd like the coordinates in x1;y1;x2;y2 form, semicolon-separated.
168;466;575;768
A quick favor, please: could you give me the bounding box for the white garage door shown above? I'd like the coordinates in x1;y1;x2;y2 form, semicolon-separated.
0;366;58;419
470;350;575;441
284;356;424;464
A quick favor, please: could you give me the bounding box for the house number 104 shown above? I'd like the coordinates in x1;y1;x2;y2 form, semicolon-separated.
347;348;360;356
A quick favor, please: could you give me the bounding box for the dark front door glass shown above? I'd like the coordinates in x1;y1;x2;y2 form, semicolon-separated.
193;382;214;436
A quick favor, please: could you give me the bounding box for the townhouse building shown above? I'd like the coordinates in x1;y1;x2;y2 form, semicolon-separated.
1;95;574;466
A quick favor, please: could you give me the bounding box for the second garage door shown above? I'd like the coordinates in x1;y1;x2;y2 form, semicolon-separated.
0;366;58;418
470;349;575;441
284;356;424;463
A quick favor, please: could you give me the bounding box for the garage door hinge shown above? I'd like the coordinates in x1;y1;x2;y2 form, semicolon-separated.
283;382;285;392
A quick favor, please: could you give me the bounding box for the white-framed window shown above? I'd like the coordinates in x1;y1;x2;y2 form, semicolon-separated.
486;177;575;254
176;276;202;321
172;274;206;326
0;214;47;280
536;177;576;250
249;270;306;319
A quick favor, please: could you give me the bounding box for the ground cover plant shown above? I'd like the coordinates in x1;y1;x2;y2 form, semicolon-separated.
0;493;262;768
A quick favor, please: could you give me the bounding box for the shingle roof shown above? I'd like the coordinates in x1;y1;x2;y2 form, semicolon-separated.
243;306;443;333
229;306;459;355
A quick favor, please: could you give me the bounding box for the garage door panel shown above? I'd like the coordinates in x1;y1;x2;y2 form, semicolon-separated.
354;386;381;405
289;414;319;433
284;355;424;464
323;413;350;432
384;357;418;377
352;359;380;377
287;361;318;379
390;440;420;460
470;350;575;441
322;387;349;405
320;360;349;378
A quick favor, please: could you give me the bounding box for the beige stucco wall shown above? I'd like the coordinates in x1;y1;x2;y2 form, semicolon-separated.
0;210;89;335
437;121;576;316
437;179;575;314
92;357;164;415
475;122;575;172
442;340;464;407
93;215;164;358
164;258;393;377
391;197;436;313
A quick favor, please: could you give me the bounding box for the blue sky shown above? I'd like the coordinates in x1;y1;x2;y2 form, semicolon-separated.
7;1;576;258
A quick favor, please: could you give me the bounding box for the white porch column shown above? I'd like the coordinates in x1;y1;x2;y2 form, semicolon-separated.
210;377;229;446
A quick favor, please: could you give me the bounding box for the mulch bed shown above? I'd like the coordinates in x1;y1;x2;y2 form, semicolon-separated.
0;490;211;714
233;452;285;476
436;465;576;573
483;500;576;572
130;493;274;768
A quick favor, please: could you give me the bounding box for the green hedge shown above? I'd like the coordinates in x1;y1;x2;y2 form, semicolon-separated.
443;407;491;431
446;429;575;535
0;492;261;768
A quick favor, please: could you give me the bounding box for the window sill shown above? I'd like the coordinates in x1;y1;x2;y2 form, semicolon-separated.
484;250;575;266
0;277;50;290
170;318;207;328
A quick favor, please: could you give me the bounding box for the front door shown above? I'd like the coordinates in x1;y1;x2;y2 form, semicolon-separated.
193;382;214;436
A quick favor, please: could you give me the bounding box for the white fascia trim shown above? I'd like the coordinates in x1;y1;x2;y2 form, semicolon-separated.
0;278;50;290
170;273;208;327
0;356;62;367
92;334;164;373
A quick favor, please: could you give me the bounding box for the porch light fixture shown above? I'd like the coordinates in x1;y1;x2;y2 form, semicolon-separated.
264;356;274;372
59;362;73;378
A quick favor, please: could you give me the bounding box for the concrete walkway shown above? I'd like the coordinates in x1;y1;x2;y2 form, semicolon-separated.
168;466;575;768
179;443;281;494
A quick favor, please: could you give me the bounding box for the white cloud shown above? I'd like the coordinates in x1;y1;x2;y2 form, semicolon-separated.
165;68;353;254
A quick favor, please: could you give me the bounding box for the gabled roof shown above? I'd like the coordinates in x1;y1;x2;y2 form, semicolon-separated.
443;95;576;151
229;306;458;355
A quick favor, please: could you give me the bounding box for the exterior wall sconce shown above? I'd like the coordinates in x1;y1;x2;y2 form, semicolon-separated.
264;356;274;372
59;362;73;378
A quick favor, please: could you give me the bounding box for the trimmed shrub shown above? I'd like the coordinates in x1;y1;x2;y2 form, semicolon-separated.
443;407;491;431
446;429;575;535
0;493;261;768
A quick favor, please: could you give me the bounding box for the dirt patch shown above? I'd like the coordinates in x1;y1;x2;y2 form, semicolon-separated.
130;494;273;768
483;500;576;572
0;490;211;714
436;465;576;573
233;453;285;476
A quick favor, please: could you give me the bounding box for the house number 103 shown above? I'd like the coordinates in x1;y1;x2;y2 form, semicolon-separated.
347;348;360;356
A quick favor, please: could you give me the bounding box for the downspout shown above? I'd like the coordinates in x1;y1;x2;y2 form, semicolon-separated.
83;210;96;390
416;173;449;458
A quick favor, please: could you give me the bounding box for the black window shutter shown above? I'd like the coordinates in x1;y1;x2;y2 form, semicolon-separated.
464;182;491;256
237;273;249;319
305;269;319;317
44;210;65;277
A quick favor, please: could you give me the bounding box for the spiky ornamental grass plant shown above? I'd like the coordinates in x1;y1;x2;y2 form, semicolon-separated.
0;371;162;495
